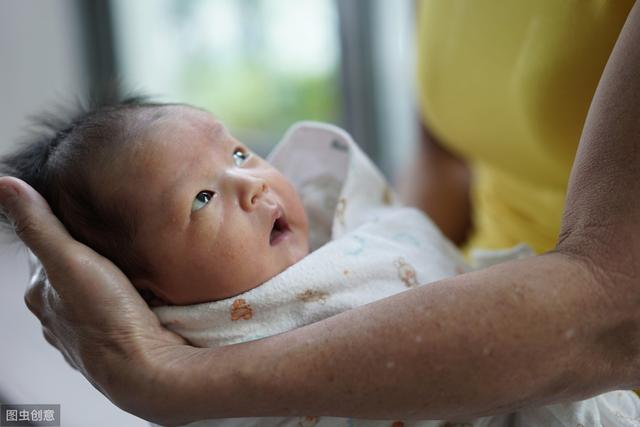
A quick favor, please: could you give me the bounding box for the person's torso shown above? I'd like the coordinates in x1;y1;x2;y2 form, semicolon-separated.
417;0;634;253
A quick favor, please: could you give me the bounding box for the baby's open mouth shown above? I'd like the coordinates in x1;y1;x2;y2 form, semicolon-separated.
270;214;291;245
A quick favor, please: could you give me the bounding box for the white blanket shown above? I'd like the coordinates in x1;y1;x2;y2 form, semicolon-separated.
152;122;640;427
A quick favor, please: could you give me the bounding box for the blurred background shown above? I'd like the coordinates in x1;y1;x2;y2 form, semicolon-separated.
0;0;417;425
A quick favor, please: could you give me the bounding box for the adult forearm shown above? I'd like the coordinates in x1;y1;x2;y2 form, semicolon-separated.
160;252;629;423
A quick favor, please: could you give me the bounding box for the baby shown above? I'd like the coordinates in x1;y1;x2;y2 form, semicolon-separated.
2;98;639;427
1;98;311;306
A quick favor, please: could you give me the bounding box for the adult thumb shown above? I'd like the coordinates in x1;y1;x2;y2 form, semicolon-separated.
0;176;74;265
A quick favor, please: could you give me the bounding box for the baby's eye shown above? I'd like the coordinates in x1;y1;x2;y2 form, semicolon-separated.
233;148;250;166
192;190;215;212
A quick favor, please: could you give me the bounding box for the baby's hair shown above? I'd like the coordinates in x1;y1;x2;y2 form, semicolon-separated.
0;92;167;282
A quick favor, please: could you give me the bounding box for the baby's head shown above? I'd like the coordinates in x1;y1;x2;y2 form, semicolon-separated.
0;99;310;305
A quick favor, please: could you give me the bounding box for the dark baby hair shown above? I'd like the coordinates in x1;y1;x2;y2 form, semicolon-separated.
0;95;165;282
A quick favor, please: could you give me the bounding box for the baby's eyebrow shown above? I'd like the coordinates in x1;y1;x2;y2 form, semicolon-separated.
196;112;225;140
158;159;202;215
210;120;227;142
213;117;224;131
160;171;189;213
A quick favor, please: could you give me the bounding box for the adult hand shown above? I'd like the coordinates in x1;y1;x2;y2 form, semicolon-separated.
0;176;190;424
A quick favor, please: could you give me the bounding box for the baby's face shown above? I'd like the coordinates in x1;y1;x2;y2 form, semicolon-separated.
113;106;309;305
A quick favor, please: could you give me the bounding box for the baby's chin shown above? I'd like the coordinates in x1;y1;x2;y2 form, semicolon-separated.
282;240;310;270
142;245;311;307
248;248;310;293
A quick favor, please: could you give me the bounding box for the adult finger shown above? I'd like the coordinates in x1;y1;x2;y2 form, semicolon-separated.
1;177;152;322
27;249;42;278
0;177;78;270
23;285;45;318
41;327;58;350
42;328;79;371
0;176;100;304
24;254;47;318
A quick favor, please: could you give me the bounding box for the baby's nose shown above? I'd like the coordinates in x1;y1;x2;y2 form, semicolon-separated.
237;174;269;211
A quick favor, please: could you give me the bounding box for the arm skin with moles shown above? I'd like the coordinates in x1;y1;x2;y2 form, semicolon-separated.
1;1;638;425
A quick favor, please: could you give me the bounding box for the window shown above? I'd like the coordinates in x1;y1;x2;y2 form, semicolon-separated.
111;0;340;155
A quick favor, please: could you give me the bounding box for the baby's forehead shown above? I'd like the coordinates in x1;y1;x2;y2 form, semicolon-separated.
123;105;220;157
137;105;220;136
124;105;223;173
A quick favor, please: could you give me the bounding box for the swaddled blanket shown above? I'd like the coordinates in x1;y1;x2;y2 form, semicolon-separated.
154;122;467;348
152;122;640;427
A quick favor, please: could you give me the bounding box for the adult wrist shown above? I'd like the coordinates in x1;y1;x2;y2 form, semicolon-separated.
137;344;259;425
91;342;200;425
552;241;640;390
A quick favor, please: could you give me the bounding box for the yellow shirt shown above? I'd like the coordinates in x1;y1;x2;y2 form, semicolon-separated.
417;0;633;254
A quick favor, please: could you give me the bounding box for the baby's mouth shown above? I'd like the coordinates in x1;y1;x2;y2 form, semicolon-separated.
270;214;291;245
